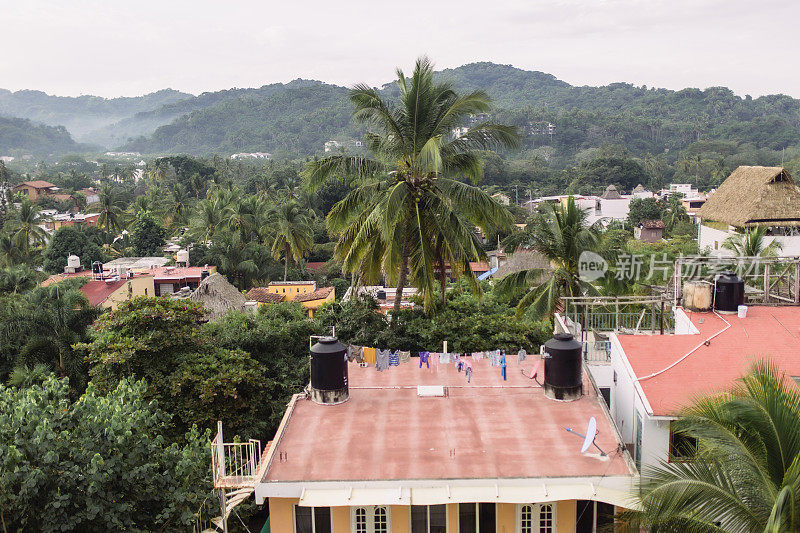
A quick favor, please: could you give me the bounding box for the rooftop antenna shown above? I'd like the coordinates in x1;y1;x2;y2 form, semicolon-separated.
565;416;607;456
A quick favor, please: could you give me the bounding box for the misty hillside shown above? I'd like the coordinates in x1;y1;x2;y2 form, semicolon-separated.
0;88;191;140
0;115;79;155
81;79;327;148
122;82;354;156
3;62;800;158
121;62;800;157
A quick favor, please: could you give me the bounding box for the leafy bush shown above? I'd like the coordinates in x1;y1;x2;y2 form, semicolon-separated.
0;376;211;532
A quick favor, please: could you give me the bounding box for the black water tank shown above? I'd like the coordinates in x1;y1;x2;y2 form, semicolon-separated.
201;269;210;280
376;289;387;301
714;271;744;313
92;261;102;274
543;333;583;401
309;336;349;405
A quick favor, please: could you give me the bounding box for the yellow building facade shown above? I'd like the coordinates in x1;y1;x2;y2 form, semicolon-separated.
268;498;581;532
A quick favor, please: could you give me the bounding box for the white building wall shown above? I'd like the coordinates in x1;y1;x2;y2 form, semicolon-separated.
609;333;675;473
699;222;800;256
673;308;700;335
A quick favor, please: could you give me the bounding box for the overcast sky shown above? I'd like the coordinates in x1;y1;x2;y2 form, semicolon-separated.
2;0;798;98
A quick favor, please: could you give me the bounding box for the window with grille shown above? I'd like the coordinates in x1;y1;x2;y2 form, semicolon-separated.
518;503;556;533
354;508;367;533
352;506;391;533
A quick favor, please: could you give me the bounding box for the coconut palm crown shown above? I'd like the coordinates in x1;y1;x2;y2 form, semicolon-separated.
304;56;518;315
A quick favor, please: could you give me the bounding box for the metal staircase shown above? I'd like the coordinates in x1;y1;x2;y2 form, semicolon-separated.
193;422;271;533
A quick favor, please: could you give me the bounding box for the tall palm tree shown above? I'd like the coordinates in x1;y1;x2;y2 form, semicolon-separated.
496;197;601;318
8;199;49;257
91;184;125;239
305;56;518;315
271;201;314;281
621;362;800;532
722;226;783;258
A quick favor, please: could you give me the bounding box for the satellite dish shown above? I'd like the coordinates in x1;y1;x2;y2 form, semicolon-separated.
565;416;607;456
581;417;597;453
522;360;541;385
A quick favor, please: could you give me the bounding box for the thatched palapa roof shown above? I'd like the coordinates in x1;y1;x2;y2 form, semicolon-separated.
189;273;246;318
698;166;800;227
600;184;622;199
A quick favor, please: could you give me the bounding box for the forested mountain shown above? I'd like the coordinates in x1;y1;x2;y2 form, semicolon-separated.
0;116;80;155
121;62;800;158
0;88;190;140
3;62;800;162
121;82;356;156
83;79;325;148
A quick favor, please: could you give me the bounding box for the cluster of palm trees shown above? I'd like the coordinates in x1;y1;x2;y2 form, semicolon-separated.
185;184;315;286
305;56;518;316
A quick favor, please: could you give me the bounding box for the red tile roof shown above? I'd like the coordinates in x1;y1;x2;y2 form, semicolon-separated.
470;261;491;273
48;193;74;202
262;357;631;483
305;261;327;272
79;279;126;306
618;306;800;416
16;180;56;189
293;286;334;303
247;287;286;303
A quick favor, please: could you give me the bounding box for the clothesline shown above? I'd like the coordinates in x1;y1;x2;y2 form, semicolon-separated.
346;344;530;382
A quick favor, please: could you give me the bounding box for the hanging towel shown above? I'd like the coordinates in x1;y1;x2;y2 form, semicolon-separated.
388;351;400;367
466;366;473;383
439;352;452;364
362;347;376;366
375;349;391;371
347;345;364;363
517;348;527;365
399;350;411;364
419;351;430;369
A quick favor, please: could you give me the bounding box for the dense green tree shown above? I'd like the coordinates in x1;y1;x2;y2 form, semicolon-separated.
627;197;664;228
81;297;267;437
42;226;105;274
306;57;517;315
622;363;800;532
0;376;211;532
130;211;167;256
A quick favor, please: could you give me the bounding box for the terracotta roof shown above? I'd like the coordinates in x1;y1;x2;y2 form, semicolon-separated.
16;180;56;189
293;286;334;303
262;357;632;483
79;279;126;306
469;261;490;273
305;261;327;272
639;219;665;229
247;287;286;303
618;306;800;416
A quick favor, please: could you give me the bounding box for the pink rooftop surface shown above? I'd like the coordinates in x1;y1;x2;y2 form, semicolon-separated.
618;306;800;416
262;356;631;483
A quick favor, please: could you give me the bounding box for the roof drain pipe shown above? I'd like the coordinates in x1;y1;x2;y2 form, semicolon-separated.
636;284;732;382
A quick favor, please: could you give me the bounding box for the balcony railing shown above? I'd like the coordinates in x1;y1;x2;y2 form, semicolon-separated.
210;422;265;489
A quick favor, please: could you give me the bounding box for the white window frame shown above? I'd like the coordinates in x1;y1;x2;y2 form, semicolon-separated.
293;505;332;533
515;503;556;533
457;502;498;532
409;504;448;532
350;505;392;533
